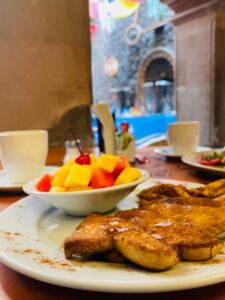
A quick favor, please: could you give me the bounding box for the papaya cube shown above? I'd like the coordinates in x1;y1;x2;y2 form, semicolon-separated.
64;163;92;188
51;161;73;187
49;186;66;193
95;154;119;173
114;167;141;185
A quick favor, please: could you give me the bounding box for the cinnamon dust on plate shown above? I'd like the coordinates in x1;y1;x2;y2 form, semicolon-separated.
1;230;76;272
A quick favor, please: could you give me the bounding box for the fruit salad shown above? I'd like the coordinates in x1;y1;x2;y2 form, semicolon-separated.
36;153;141;192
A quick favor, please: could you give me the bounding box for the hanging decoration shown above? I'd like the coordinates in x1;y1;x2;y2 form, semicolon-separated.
119;0;139;7
124;0;174;45
89;0;99;19
108;0;140;19
89;0;145;21
104;57;120;77
123;0;146;2
90;21;98;41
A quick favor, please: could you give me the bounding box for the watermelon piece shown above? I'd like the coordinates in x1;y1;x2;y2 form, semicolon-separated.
90;168;115;189
36;174;54;192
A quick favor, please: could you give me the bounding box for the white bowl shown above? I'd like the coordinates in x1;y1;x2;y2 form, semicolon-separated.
23;169;149;216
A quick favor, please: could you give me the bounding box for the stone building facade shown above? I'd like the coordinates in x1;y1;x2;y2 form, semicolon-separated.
91;2;174;115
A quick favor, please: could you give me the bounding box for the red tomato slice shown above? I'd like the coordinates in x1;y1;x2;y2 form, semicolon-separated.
198;156;221;166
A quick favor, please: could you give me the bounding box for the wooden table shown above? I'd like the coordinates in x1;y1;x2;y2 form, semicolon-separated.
0;147;225;300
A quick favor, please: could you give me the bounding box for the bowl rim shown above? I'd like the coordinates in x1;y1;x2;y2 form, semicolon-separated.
23;168;149;197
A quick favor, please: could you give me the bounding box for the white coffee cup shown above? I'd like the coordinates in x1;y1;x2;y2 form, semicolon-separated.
0;130;48;183
167;121;200;155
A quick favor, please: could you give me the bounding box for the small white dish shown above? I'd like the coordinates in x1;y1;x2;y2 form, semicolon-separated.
154;146;211;158
23;169;149;216
2;179;225;293
0;166;58;192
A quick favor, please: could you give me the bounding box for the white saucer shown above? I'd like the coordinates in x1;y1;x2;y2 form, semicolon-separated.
0;166;58;192
154;146;211;158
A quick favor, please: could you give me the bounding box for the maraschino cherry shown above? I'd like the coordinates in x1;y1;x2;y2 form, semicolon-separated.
69;125;91;165
75;153;91;165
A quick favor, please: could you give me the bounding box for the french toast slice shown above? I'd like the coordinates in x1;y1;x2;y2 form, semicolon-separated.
64;213;180;270
64;213;137;259
146;223;223;261
114;231;179;270
179;240;223;261
116;204;225;261
138;184;191;201
139;180;225;203
189;178;225;198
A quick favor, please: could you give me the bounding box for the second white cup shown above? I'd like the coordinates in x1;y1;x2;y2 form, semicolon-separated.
0;130;48;183
167;121;200;155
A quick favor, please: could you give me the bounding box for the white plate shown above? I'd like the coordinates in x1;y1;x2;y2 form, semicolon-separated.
2;178;225;293
155;146;211;158
182;150;225;176
0;166;58;192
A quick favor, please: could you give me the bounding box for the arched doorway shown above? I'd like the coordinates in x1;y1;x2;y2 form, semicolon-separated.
137;49;174;114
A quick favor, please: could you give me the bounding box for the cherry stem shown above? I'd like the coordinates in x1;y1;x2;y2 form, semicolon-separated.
68;125;83;155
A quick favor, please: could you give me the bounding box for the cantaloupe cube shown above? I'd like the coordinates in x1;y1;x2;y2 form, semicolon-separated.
114;167;141;185
49;186;66;193
95;154;119;173
51;161;74;187
64;163;92;188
